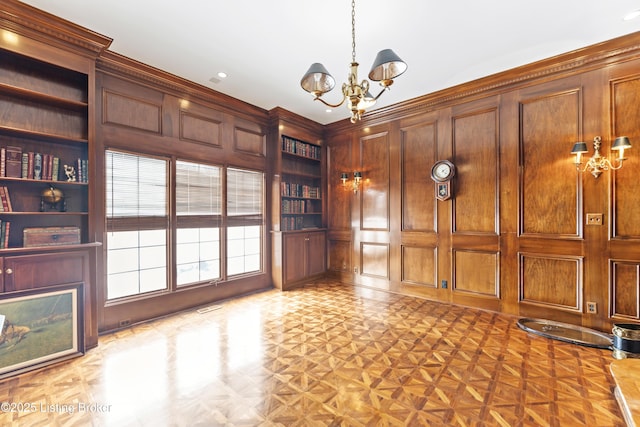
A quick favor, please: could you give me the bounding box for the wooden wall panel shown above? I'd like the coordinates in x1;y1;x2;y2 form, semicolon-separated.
360;132;389;231
401;122;437;232
180;111;222;147
361;242;389;279
453;109;499;234
329;239;351;273
402;245;436;287
519;253;581;311
520;90;581;237
611;261;639;319
453;250;499;297
328;139;352;231
612;76;640;238
103;90;161;134
234;125;265;157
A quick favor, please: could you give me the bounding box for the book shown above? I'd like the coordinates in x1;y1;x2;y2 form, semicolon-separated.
21;153;28;179
42;154;49;181
4;187;12;212
81;159;88;183
5;146;22;178
4;221;11;249
51;157;59;181
0;147;5;177
0;187;8;212
27;152;34;179
47;155;54;180
4;221;10;249
33;153;42;180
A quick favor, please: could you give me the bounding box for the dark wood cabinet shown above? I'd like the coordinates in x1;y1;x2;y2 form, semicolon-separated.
274;230;326;289
0;245;99;347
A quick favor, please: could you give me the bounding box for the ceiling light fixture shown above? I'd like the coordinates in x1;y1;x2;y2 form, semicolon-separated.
300;0;407;123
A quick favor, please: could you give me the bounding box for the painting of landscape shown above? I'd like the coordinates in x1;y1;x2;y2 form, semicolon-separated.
0;284;82;377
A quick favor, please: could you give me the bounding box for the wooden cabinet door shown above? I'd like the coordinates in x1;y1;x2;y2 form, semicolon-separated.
307;231;326;277
3;251;88;292
283;233;307;285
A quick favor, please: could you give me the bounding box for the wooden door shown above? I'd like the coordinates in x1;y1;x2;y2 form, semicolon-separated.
283;233;307;285
307;231;326;277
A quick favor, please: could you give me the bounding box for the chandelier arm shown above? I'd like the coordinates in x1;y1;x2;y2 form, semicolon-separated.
370;86;390;101
313;94;347;108
607;159;625;170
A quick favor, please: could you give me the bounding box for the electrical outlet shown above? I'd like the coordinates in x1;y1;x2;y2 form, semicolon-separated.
441;280;448;289
119;319;131;327
586;213;603;225
586;302;597;314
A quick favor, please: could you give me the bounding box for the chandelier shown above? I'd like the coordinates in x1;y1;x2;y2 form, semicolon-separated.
300;0;407;123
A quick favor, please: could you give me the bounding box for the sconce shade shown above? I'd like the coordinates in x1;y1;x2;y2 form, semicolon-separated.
368;49;408;83
341;173;349;180
571;142;588;154
300;63;336;96
612;136;632;151
354;171;362;179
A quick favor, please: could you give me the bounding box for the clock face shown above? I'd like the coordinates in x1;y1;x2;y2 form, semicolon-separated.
430;160;455;183
435;163;451;179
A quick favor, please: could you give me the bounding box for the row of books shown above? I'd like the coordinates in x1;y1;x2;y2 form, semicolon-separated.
281;216;305;231
0;221;10;249
0;187;13;212
281;182;321;199
281;199;315;214
0;146;88;182
281;136;321;160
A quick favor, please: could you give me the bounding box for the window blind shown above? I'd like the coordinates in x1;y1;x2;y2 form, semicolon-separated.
106;150;168;231
227;168;263;226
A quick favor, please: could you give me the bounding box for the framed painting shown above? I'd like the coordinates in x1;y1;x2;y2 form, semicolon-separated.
0;283;84;379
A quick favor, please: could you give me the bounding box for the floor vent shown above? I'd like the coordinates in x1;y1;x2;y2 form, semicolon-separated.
197;305;222;314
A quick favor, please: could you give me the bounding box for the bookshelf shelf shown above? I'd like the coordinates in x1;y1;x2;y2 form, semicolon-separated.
0;82;88;111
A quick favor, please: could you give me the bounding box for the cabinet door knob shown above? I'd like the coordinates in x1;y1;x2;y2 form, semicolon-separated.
5;268;12;275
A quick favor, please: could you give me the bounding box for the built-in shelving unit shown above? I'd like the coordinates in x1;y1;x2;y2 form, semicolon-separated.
270;110;327;290
0;48;89;249
280;135;323;231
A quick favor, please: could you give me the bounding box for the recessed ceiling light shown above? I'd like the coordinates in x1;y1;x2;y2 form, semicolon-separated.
325;109;332;113
624;9;640;21
217;72;228;79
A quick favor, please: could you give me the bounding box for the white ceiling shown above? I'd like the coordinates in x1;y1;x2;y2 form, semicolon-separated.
20;0;640;125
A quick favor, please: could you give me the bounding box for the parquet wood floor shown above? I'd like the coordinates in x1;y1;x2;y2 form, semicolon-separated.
0;279;625;426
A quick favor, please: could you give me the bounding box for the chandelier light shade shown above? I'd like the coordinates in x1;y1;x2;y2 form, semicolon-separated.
368;49;408;85
300;63;336;97
300;0;407;123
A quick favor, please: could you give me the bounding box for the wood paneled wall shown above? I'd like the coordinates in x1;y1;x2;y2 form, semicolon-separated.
325;32;640;332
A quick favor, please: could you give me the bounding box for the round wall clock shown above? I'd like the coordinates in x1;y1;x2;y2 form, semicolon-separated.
430;160;456;183
430;160;456;201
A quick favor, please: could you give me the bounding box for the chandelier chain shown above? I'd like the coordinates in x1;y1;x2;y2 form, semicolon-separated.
351;0;356;63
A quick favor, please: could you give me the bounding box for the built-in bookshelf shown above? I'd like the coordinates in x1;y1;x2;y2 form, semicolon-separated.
280;135;323;231
0;48;90;248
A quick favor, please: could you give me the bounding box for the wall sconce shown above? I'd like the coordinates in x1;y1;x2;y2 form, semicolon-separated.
571;135;632;178
341;171;362;193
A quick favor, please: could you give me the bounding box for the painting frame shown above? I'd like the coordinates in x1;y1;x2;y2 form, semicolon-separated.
0;283;84;379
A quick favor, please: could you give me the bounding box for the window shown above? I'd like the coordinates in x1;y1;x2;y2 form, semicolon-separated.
227;168;264;276
106;151;168;299
176;161;221;286
105;154;264;301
